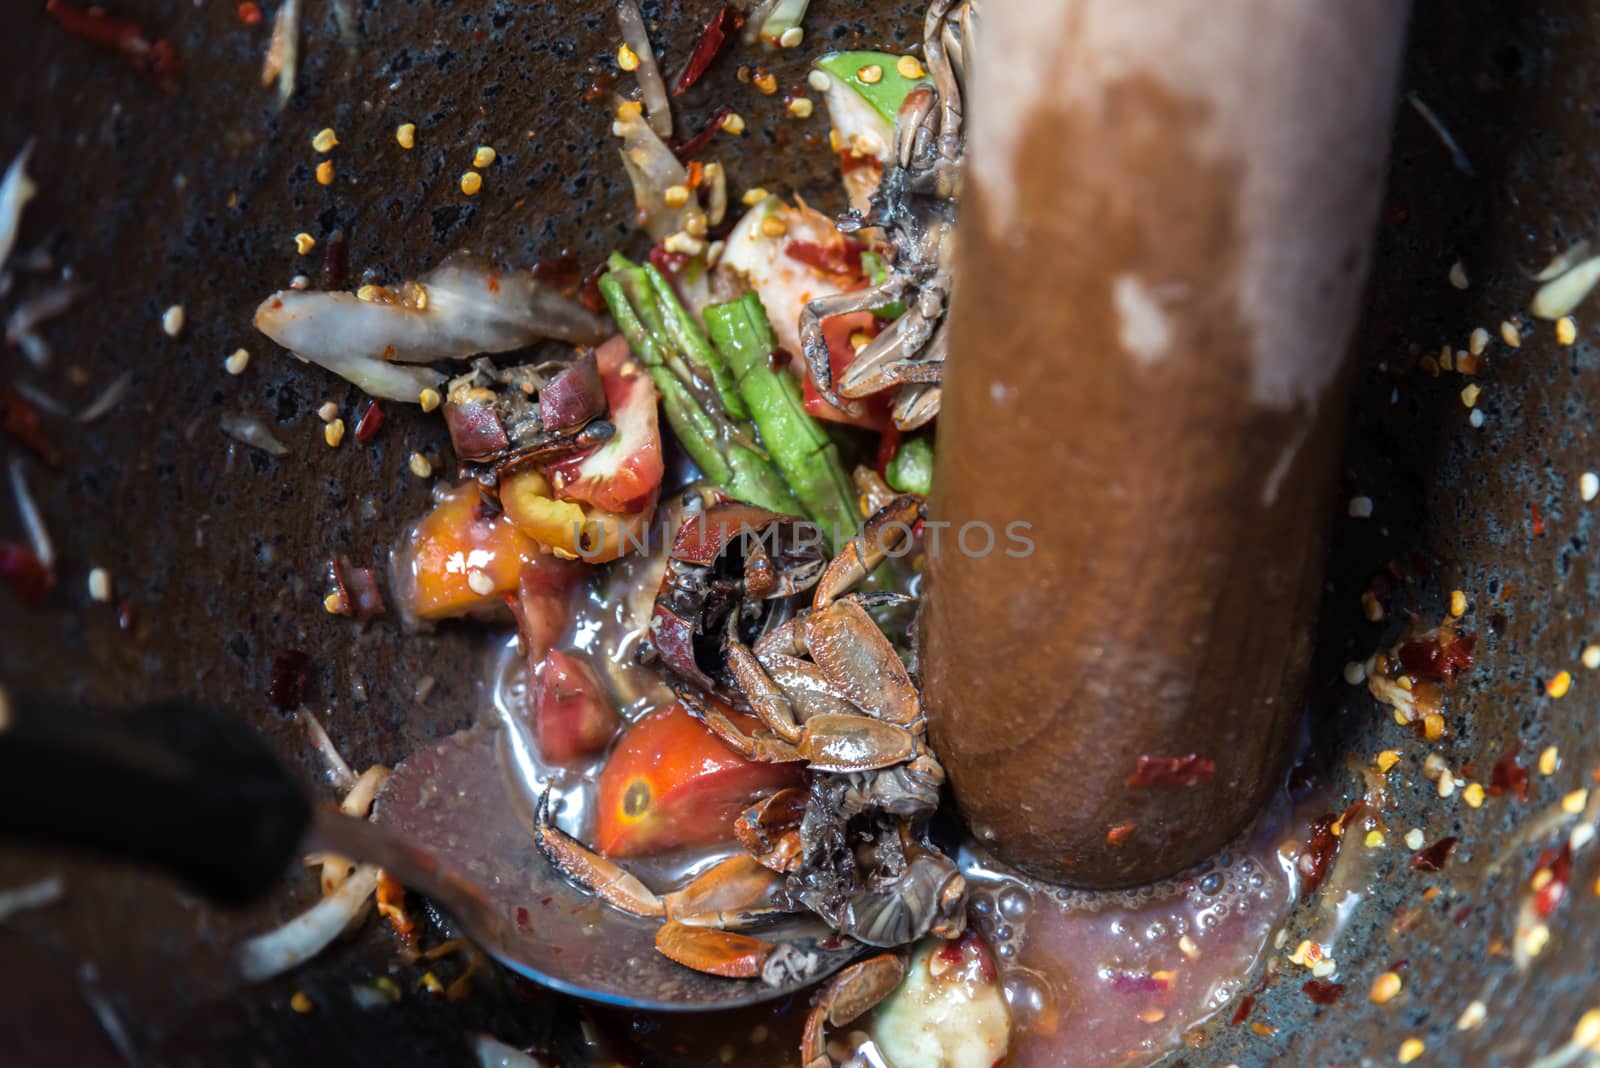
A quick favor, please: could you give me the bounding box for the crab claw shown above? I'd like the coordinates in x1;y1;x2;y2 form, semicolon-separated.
533;789;666;919
798;714;917;772
801;953;909;1068
734;787;810;873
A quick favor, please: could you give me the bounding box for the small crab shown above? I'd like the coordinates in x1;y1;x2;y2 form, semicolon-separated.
800;0;971;431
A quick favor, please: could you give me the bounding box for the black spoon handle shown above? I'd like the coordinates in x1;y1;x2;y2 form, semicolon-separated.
0;695;312;905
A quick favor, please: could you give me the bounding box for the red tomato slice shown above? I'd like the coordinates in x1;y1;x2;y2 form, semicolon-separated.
594;702;800;858
533;648;620;765
546;336;664;514
400;483;541;620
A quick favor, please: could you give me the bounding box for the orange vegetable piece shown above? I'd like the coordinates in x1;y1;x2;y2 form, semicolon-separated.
400;483;540;620
594;702;801;858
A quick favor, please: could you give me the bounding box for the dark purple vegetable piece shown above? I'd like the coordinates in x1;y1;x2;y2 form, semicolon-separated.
540;352;607;432
442;399;510;462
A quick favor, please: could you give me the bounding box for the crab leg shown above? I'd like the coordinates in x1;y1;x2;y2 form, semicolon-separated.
655;920;776;979
760;652;859;721
726;636;803;742
797;712;917;771
815;496;925;607
663;854;793;929
892;385;942;431
837;309;924;399
533;792;665;919
677;688;805;763
806;599;923;726
800;280;906;409
800;953;909;1068
752;592;916;660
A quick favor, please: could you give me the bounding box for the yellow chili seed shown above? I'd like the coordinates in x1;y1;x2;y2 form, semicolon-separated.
759;214;788;238
1575;1008;1600;1050
323;592;346;615
753;71;777;95
1558;316;1579;345
290;990;315;1013
324;418;345;448
742;187;769;206
1463;782;1485;808
294;232;316;255
1548;670;1573;698
460;171;483;196
1369;971;1402;1004
617;43;640;71
473;145;496;168
897;55;925;79
1398;1037;1425;1063
1501;320;1522;347
721;111;746;135
1449;589;1467;617
396;122;416;149
857;63;884;84
1364;829;1385;848
1563;788;1589;814
315;160;335;185
1376;750;1401;773
1540;745;1560;776
787;97;814;119
409;452;434;479
663;184;690;208
1423;713;1445;741
419;388;442;412
311;128;338;153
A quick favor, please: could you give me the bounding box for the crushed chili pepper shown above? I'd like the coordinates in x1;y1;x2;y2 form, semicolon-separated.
648;246;691;275
375;871;419;949
1408;835;1458;872
531;250;582;293
578;260;608;314
1301;980;1345;1005
672;5;744;95
0;385;57;465
320;230;349;289
1105;822;1137;848
1487;743;1529;802
0;543;54;608
236;1;262;25
1533;844;1572;919
45;0;180;93
784;239;866;278
1229;995;1255;1026
875;424;902;476
354;401;385;443
1531;502;1545;536
1128;754;1217;788
669;104;735;163
1299;814;1340;895
1396;631;1476;683
267;649;310;710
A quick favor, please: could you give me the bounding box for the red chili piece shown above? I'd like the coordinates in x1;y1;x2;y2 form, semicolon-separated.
1127;754;1217;788
1396;632;1476;682
354;401;385;442
237;2;263;25
578;261;608;314
1299;814;1340;895
1408;835;1458;872
1487;743;1529;802
45;0;180;93
0;385;57;464
671;5;744;95
321;230;349;289
1533;844;1572;920
1230;994;1255;1025
670;105;735;163
0;543;54;607
530;250;582;292
784;239;866;278
1105;822;1136;848
1301;980;1345;1005
875;424;902;476
267;649;310;710
648;246;692;275
1531;502;1545;536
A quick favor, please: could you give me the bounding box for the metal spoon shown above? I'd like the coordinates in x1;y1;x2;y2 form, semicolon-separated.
0;697;858;1011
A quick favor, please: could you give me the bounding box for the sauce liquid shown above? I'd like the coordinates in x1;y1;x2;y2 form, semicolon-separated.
435;499;1301;1067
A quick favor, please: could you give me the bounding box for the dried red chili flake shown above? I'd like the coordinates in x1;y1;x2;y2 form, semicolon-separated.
1301;980;1345;1005
669;104;735;163
1229;995;1255;1026
0;543;54;607
1105;822;1137;848
331;556;386;624
1531;502;1546;536
1396;631;1476;683
45;0;181;94
648;246;692;275
875;423;902;476
1487;744;1529;802
267;649;310;710
1128;754;1217;789
784;239;866;278
514;906;531;931
1408;835;1458;872
320;230;349;289
1533;844;1572;920
578;261;608;314
236;1;262;25
354;401;385;443
672;5;744;95
1299;814;1340;895
0;385;57;465
530;250;582;293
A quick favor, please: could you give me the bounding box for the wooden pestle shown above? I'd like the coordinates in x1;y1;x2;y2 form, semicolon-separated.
918;0;1411;886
